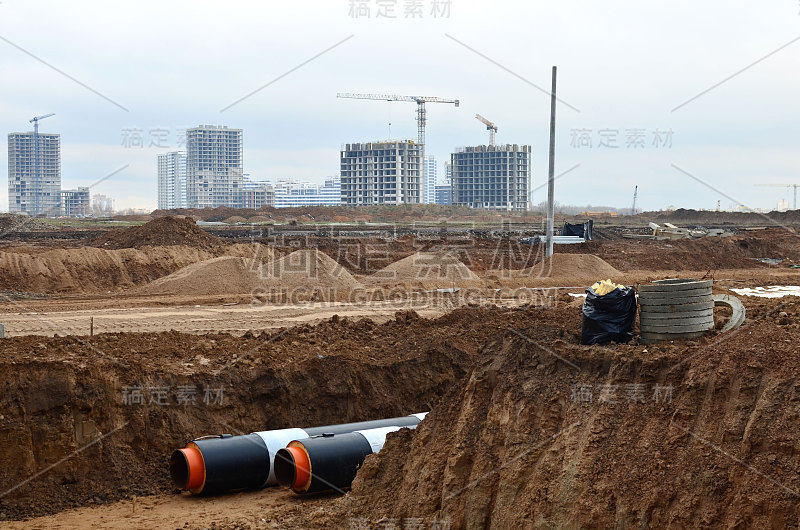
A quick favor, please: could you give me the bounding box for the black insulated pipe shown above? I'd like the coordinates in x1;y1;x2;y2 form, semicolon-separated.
170;433;270;495
274;432;373;494
170;413;427;495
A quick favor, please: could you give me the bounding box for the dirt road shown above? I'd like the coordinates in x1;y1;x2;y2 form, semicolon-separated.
0;299;447;337
0;488;327;529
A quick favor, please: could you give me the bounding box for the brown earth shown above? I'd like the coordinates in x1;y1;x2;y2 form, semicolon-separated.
146;204;800;227
369;252;482;288
318;298;800;529
556;230;800;272
0;214;52;233
0;307;542;521
7;297;799;528
92;216;225;250
261;249;363;291
135;249;360;300
517;253;624;284
134;256;265;296
151;204;519;224
0;222;797;296
1;217;800;528
648;208;800;226
0;243;273;294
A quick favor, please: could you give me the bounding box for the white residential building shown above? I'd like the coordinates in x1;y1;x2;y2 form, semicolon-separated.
241;177;275;209
274;176;341;208
185;125;243;208
424;155;437;204
157;151;186;210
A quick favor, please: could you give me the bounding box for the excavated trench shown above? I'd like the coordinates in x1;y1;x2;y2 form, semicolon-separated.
318;298;800;529
0;307;541;521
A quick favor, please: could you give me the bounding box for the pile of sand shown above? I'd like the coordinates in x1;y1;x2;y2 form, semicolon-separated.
518;253;623;284
0;242;277;294
137;249;361;296
260;249;362;290
92;216;224;250
248;215;274;223
136;256;263;295
370;251;481;286
0;246;221;293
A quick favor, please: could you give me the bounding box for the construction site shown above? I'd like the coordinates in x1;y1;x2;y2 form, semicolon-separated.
0;207;797;529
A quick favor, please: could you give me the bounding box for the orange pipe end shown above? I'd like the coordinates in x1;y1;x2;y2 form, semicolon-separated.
180;445;206;492
286;443;311;492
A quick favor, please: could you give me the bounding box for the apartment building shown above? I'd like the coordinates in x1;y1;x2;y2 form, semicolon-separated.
450;144;531;211
7;132;61;216
340;141;422;206
185;125;243;208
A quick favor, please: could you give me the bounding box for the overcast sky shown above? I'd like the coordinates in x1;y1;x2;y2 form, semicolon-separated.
1;0;799;212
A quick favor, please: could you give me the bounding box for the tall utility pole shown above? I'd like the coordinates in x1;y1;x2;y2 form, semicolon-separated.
546;67;557;258
29;113;55;216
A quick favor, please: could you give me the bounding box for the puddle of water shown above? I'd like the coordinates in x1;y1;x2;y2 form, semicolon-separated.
729;286;800;298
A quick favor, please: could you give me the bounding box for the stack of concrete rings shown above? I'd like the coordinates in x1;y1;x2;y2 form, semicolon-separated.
638;279;714;343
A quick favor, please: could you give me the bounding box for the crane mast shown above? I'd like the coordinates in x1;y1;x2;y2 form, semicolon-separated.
29;113;55;216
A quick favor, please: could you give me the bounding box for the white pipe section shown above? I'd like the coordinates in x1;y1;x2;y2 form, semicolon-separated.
254;428;309;486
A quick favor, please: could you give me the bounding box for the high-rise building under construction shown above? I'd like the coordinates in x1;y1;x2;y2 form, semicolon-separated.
185;125;242;208
7;131;61;216
450;145;531;212
340;141;422;206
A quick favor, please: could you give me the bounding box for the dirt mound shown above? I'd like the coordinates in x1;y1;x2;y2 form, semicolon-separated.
0;307;543;520
0;243;274;294
371;251;481;287
0;246;218;293
224;215;248;224
327;300;800;528
0;214;51;233
135;256;262;296
248;215;273;223
519;253;623;284
92;216;224;250
136;249;359;298
261;249;363;291
552;232;800;272
648;208;800;226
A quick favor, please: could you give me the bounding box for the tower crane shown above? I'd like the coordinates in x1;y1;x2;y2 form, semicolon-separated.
631;185;638;215
474;114;497;146
755;183;798;210
29;113;55;216
336;93;459;149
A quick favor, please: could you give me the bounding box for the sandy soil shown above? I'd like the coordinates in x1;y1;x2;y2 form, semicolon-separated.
0;489;327;530
0;299;446;337
1;217;800;528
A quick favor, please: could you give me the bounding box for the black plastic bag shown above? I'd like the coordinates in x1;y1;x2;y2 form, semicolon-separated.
580;284;637;345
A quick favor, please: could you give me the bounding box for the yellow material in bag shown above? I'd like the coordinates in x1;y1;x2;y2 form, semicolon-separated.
591;279;625;296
